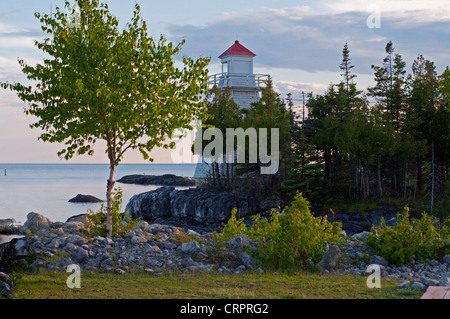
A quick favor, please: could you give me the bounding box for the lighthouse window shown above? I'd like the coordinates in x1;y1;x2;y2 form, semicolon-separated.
222;62;228;74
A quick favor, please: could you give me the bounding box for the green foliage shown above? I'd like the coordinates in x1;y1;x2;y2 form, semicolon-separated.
1;0;210;238
367;206;450;266
86;188;141;237
221;209;248;242
219;193;342;271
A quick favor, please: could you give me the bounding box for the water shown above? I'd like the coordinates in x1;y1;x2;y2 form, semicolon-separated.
0;163;197;225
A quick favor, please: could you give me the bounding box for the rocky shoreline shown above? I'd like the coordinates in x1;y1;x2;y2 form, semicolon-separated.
1;212;448;296
117;174;196;187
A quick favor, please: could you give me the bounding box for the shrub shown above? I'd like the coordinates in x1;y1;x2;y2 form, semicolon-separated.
86;187;141;238
219;193;343;271
367;206;450;266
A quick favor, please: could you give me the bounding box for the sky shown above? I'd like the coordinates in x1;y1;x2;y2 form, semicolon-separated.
0;0;449;163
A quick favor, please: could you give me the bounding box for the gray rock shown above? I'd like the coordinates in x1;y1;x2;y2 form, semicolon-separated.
0;219;15;228
439;273;450;287
182;241;201;255
144;244;162;254
234;265;246;274
68;194;103;203
397;280;411;288
24;212;53;233
65;214;89;224
443;254;450;264
369;255;389;268
410;281;427;291
117;174;195;187
47;257;74;271
420;276;440;287
242;252;256;269
318;245;341;271
0;282;13;299
73;247;89;263
351;231;370;242
126;186;250;223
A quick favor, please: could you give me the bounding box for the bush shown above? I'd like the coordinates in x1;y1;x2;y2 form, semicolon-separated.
219;193;343;271
367;206;450;266
86;187;141;238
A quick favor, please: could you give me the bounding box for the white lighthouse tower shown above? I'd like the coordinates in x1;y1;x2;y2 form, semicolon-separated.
194;41;270;180
207;40;269;109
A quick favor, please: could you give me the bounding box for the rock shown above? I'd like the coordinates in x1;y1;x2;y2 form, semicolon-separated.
144;244;162;254
182;241;201;255
24;212;53;233
351;231;371;242
397;280;411;288
369;255;389;268
117;174;195;187
47;257;74;271
318;245;341;271
0;219;15;229
443;254;450;264
62;222;85;234
127;187;173;220
127;187;250;223
242;252;256;269
234;265;246;274
421;276;440;287
0;237;28;266
439;273;450;287
0;282;13;299
68;194;103;203
73;247;89;263
410;281;427;291
66;214;89;224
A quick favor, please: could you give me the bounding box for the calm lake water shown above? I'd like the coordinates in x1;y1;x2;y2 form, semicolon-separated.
0;163;196;225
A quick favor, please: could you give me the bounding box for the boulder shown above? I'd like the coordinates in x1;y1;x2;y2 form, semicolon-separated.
0;219;15;229
68;194;103;203
127;187;173;221
66;214;89;224
443;254;450;264
0;237;28;267
23;212;53;233
117;174;195;186
126;187;250;223
181;241;201;255
369;255;389;268
318;245;341;271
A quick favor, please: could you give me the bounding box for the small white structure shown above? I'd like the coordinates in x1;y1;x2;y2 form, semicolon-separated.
194;41;270;180
207;40;270;109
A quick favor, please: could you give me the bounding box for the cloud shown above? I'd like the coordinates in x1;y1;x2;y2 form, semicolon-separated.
168;4;450;77
273;81;329;96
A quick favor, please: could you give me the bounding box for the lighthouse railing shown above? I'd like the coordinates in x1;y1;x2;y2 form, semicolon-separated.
207;73;270;90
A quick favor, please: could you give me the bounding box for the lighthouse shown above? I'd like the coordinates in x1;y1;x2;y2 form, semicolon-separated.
207;40;269;109
194;41;270;180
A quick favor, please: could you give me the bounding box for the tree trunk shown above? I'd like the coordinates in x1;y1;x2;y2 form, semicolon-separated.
417;156;423;191
431;140;435;214
106;160;116;239
377;157;383;197
404;160;408;199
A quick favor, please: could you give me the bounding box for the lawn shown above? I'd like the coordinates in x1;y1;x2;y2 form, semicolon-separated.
10;270;423;299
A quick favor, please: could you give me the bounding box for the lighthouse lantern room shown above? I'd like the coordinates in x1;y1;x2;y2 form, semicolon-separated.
208;40;269;109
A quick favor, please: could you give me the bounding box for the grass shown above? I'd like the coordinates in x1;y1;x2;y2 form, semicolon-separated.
9;270;423;299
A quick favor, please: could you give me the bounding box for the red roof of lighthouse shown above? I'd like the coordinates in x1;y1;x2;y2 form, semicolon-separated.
218;40;256;59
